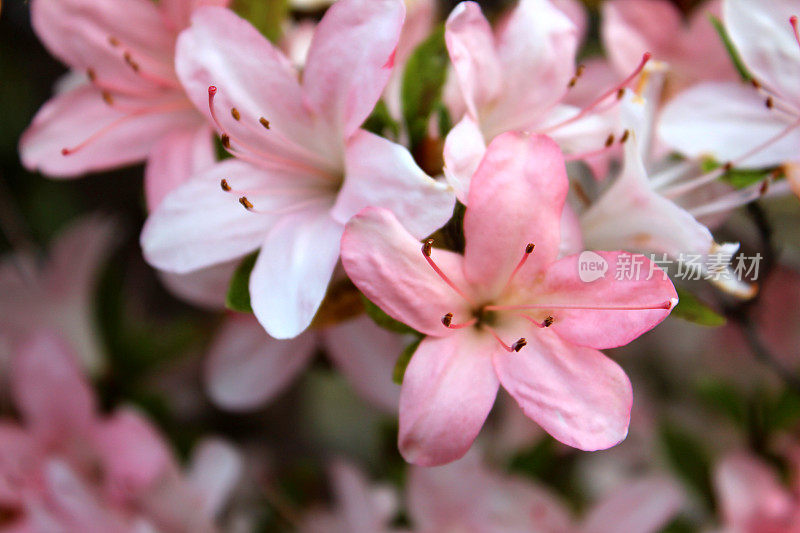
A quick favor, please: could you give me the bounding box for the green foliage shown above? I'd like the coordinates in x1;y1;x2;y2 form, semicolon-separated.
672;287;726;327
695;377;747;426
233;0;288;42
709;14;753;82
402;25;449;149
226;251;258;313
363;100;401;140
393;337;422;385
660;422;715;509
361;294;419;335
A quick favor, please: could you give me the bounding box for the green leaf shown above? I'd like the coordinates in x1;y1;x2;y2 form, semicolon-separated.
765;389;800;433
393;337;422;385
233;0;288;42
660;422;715;509
226;252;258;313
360;294;419;335
695;377;747;426
672;287;726;327
709;14;753;81
363;100;401;140
700;157;772;189
402;25;449;149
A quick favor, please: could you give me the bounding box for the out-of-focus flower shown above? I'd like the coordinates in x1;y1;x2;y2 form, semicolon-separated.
19;0;229;210
204;314;404;413
341;132;677;465
442;0;642;201
0;332;241;532
406;451;683;533
602;0;736;99
659;0;800;183
141;0;454;340
0;215;116;374
714;452;800;532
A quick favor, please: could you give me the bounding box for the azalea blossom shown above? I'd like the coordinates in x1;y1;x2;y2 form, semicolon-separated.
0;215;116;374
659;0;800;189
341;132;677;465
442;0;647;201
141;0;454;340
19;0;228;210
0;331;241;532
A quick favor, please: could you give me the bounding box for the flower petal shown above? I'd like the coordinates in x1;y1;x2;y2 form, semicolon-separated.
581;476;684;533
493;328;632;451
162;0;231;31
659;82;800;168
399;332;499;466
144;124;215;211
302;0;405;138
186;438;242;517
333;129;455;238
442;114;487;204
534;251;677;350
340;207;471;337
204;316;317;410
157;260;238;310
444;1;503;117
463;133;568;297
249;205;343;339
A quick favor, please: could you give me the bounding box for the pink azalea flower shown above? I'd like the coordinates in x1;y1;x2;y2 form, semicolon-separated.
0;332;241;532
659;0;800;182
341;132;678;465
714;453;800;533
18;0;229;211
602;0;737;98
141;0;455;340
0;215;117;374
407;451;683;533
442;0;648;201
204;314;404;413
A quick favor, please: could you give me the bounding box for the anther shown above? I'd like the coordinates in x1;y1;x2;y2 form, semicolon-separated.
231;108;241;121
568;64;586;88
221;134;231;149
604;134;615;148
543;316;554;327
442;313;453;327
108;36;120;47
620;129;630;144
751;79;762;89
759;179;770;195
101;91;114;106
422;239;433;257
511;338;527;352
766;97;775;109
123;52;140;72
259;117;271;130
239;197;254;211
722;162;733;172
87;68;97;82
525;243;535;254
616;88;625;100
220;179;231;192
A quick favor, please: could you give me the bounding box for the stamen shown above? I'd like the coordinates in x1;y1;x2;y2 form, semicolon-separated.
441;313;478;329
231;108;241;121
688;176;771;218
259;117;271;130
87;68;96;82
484;299;677;312
233;196;330;216
567;64;585;88
220;179;231;191
239;196;254;210
108;36;120;47
518;314;555;328
503;243;535;291
620;129;630;143
123;51;140;72
484;325;526;352
540;53;651;135
221;134;231;149
512;338;527;352
101;91;114;106
421;239;476;305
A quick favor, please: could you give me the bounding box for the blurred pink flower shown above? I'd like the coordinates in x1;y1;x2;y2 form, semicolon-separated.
0;332;241;532
341;132;677;465
141;0;454;340
0;215;117;374
19;0;228;210
659;0;800;182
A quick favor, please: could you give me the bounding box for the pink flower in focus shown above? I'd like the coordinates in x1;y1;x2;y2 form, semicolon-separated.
141;0;455;340
0;332;241;532
341;132;678;465
19;0;229;211
659;0;800;182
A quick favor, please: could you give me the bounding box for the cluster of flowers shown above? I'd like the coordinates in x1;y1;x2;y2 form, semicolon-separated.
4;0;800;530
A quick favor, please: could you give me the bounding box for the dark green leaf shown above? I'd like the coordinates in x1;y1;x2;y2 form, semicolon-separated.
226;252;258;313
672;287;726;327
402;25;449;149
360;294;419;335
660;421;715;509
363;100;401;140
765;389;800;433
709;14;753;81
700;157;772;189
393;337;422;385
233;0;288;42
695;377;747;426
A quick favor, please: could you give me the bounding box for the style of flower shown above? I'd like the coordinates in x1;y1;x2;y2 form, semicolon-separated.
341;132;677;465
19;0;229;210
141;0;454;340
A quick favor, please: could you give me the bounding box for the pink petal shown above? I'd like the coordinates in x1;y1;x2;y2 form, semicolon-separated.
10;332;95;444
483;0;579;135
92;409;174;502
322;316;404;413
534;251;677;350
444;2;503;118
141;159;287;273
161;0;231;31
553;0;588;42
442;115;487;204
157;260;239;311
333;130;454;238
186;438;242;517
493;328;632;451
581;476;684;533
725;0;800;108
328;460;397;533
303;0;405;138
144;124;215;211
249;205;343;339
0;424;39;507
463;133;568;298
398;333;499;466
340;207;471;337
204;316;317;410
659;82;800;168
19;85;199;177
